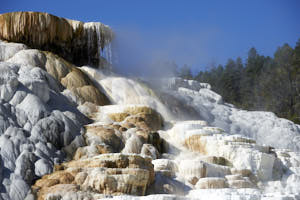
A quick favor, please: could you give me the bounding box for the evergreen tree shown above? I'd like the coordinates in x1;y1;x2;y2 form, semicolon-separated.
241;47;265;108
179;64;193;79
218;58;243;104
183;39;300;124
273;43;299;122
292;39;300;123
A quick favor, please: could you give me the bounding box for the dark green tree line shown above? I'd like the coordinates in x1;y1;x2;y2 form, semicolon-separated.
177;38;300;124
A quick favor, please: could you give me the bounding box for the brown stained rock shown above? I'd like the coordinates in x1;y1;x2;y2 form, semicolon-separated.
195;177;227;189
119;126;128;132
124;106;158;115
109;106;164;132
198;156;231;166
225;174;244;181
135;131;163;154
82;102;99;113
61;70;91;89
5;47;110;106
141;144;160;159
135;129;150;141
43;171;75;184
226;135;256;144
73;147;88;160
0;11;113;67
73;144;113;160
53;62;110;106
230;168;252;177
34;179;60;188
109;107;163;131
33;154;154;199
106;106;165;156
42;50;111;106
37;184;80;200
75;85;110;106
122;129;164;156
53;164;65;171
74;172;88;185
124;107;163;132
65;167;83;177
0;12;73;47
111;124;122;130
132;113;163;131
77;101;100;119
58;154;153;179
44;51;71;81
184;135;207;154
96;144;114;154
122;122;136;129
81;168;150;195
187;176;199;185
109;113;130;122
86;126;124;152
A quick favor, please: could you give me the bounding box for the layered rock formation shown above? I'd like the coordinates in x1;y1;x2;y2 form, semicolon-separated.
0;38;111;200
32;104;165;199
0;12;113;67
1;42;110;106
33;154;154;199
0;59;89;200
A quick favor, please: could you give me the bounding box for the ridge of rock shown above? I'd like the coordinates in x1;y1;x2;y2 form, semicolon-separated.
0;11;114;67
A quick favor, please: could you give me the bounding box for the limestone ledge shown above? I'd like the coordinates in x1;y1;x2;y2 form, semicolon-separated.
33;153;154;199
0;11;114;67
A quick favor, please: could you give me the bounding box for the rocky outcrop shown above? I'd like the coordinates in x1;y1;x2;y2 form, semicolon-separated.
0;61;90;200
0;12;113;67
32;104;165;199
33;153;154;199
74;105;164;160
152;159;178;178
0;40;27;61
195;177;227;189
44;51;110;105
183;130;275;182
0;40;112;199
105;106;164;132
3;46;110;106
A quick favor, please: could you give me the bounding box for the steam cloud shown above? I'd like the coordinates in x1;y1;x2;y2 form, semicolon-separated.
112;26;222;77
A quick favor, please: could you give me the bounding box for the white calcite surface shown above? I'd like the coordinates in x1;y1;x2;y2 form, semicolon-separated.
0;40;27;61
77;66;300;199
147;77;300;152
7;49;47;68
0;43;90;200
82;68;300;151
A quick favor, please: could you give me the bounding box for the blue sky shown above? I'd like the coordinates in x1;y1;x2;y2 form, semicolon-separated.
1;0;300;73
